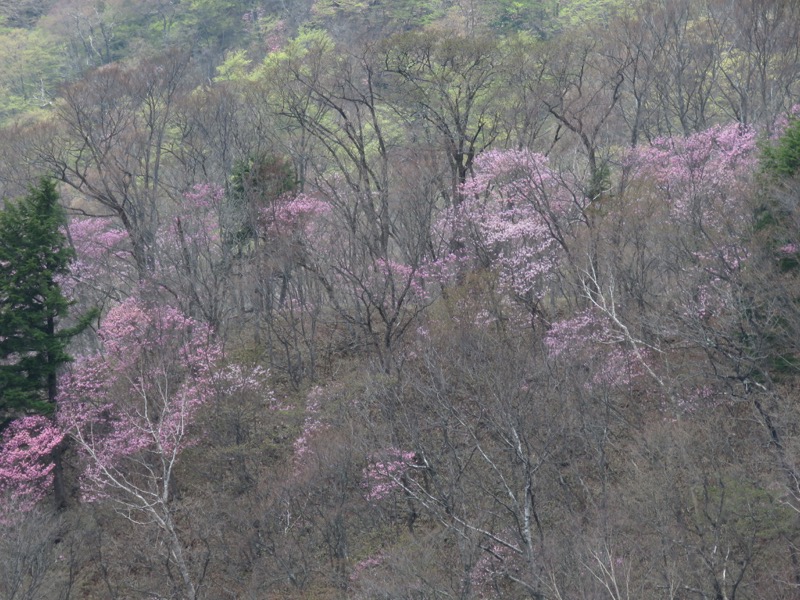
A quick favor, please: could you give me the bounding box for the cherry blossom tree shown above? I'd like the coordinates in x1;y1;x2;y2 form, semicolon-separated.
65;216;133;317
545;308;649;391
626;122;756;233
445;148;582;322
57;296;223;600
361;448;415;502
0;415;64;522
589;122;760;384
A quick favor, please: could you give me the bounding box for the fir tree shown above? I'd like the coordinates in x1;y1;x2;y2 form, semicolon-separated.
762;116;800;179
0;178;87;415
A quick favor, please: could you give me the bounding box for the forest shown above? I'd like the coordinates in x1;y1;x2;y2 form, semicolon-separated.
1;0;800;598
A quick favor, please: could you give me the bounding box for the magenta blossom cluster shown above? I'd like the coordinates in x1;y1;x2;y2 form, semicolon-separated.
545;309;645;389
57;297;222;502
626;123;757;224
362;448;415;502
260;193;331;238
65;217;131;297
447;149;575;306
0;416;63;520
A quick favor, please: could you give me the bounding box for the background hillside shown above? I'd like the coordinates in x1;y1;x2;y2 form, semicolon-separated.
1;1;800;599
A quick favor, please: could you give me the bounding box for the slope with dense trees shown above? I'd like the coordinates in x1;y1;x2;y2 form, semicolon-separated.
1;0;800;598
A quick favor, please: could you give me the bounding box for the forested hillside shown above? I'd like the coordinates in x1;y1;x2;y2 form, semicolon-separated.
1;1;800;598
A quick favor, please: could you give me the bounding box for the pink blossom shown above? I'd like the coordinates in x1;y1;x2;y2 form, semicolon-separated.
545;309;645;389
65;217;132;300
293;386;328;463
443;149;577;309
212;363;277;406
260;193;330;238
350;552;385;582
58;298;222;502
626;123;756;225
157;184;224;264
371;258;429;302
0;416;64;519
770;104;800;139
362;448;415;502
469;540;520;599
266;19;288;53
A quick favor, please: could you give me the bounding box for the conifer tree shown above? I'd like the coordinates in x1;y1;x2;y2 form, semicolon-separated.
0;178;85;415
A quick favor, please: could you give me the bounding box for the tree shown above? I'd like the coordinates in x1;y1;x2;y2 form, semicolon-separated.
39;51;191;277
706;0;800;130
0;178;85;415
453;148;582;323
260;32;440;374
539;32;629;199
762;113;800;179
0;415;63;519
58;297;225;600
380;30;502;205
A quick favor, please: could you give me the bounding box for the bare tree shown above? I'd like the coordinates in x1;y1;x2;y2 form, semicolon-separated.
380;30;503;205
35;51;192;277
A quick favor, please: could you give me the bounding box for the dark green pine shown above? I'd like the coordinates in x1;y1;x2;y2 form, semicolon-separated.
0;178;80;414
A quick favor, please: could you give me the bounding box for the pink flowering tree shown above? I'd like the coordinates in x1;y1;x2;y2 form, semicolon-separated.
349;552;386;585
447;149;582;321
249;192;333;382
292;385;328;467
0;416;73;600
260;192;331;238
0;415;64;522
469;540;519;599
545;308;651;392
572;123;761;405
626;123;756;241
57;296;223;600
361;448;416;502
67;183;243;336
65;216;133;315
257;191;331;280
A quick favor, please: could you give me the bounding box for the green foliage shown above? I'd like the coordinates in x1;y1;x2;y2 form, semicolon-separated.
557;0;627;28
310;0;446;32
225;154;297;249
762;117;800;179
230;153;296;204
487;0;626;35
490;0;560;34
214;49;253;82
311;0;369;17
0;25;64;122
256;27;333;76
173;0;249;51
0;179;90;414
379;29;502;197
587;161;611;201
755;117;800;279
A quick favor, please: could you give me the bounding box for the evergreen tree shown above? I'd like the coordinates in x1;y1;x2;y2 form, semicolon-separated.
762;116;800;179
0;178;84;415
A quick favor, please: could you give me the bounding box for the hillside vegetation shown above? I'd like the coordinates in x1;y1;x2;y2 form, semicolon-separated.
1;1;800;599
